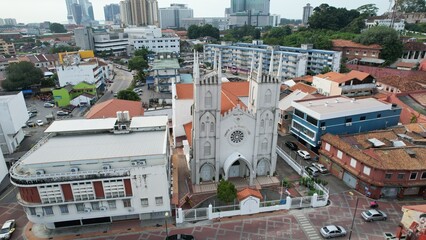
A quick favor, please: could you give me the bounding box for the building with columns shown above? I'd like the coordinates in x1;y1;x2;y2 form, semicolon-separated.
186;52;281;186
402;42;426;62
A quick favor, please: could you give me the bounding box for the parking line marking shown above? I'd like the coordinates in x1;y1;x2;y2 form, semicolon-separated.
0;186;16;201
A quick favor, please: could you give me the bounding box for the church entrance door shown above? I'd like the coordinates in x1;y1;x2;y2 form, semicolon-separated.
229;161;240;178
200;164;214;181
256;159;270;176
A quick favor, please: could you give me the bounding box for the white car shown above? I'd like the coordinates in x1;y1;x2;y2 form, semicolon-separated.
36;120;44;126
0;219;16;240
43;102;54;108
311;163;328;174
297;150;311;160
320;225;347;238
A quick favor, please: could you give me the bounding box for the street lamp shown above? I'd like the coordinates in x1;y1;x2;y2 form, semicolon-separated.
164;211;169;238
348;192;359;240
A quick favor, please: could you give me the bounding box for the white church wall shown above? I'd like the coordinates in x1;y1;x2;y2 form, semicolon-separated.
173;99;192;138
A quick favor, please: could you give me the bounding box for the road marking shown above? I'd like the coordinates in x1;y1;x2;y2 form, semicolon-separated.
293;212;322;240
0;185;16;201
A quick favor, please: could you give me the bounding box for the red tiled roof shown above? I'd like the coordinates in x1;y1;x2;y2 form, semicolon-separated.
176;82;250;114
332;39;382;50
237;188;263;201
85;99;144;119
396;62;417;69
403;205;426;213
404;42;426;51
316;70;371;84
347;64;426;84
293;75;313;83
289;82;317;93
420;59;426;71
378;76;425;92
183;122;192;146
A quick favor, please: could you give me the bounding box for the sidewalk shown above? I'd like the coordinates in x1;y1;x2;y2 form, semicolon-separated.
25;218;174;240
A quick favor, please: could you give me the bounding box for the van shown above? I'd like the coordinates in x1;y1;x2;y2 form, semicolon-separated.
305;166;319;177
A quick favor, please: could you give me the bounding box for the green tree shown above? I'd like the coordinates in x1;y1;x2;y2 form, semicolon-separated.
2;62;44;91
396;0;426;12
193;44;204;52
128;56;148;71
134;47;152;60
217;180;237;203
321;66;331;74
354;26;403;64
309;4;360;31
117;90;141;101
187;24;220;40
49;23;67;33
356;4;379;16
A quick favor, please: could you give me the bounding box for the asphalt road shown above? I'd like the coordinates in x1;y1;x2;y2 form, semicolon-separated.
98;68;133;104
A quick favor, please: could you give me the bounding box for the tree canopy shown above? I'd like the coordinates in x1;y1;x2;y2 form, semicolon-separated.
187;24;220;40
128;56;148;71
2;62;44;91
117;90;141;101
49;23;67;33
396;0;426;12
223;25;262;42
308;4;360;31
356;4;379;16
217;180;237;203
50;45;80;54
354;26;403;64
134;47;152;61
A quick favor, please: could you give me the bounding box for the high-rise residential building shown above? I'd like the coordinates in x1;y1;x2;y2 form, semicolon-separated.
159;4;193;29
120;0;133;25
74;28;95;50
79;0;95;22
3;18;17;26
302;3;313;25
228;0;271;28
146;0;159;26
104;4;121;24
65;0;78;23
129;0;159;26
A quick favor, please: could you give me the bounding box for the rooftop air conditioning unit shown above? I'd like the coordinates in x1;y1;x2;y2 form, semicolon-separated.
84;208;92;213
102;165;111;170
100;206;107;211
71;167;79;173
131;162;138;166
321;126;326;131
36;169;45;175
120;125;127;130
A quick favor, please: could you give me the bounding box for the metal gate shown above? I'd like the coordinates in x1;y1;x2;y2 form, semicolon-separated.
290;196;312;209
181;207;209;222
343;171;357;189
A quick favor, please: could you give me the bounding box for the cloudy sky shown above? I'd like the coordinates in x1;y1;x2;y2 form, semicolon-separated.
0;0;391;24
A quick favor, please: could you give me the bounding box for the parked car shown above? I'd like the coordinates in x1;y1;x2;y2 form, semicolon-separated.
305;166;319;177
26;121;36;127
320;225;347;239
297;150;311;160
36;120;44;126
285;141;298;151
311;163;328;174
43;102;54;108
28;112;36;118
56;111;69;116
29;108;38;113
361;209;387;222
0;219;16;240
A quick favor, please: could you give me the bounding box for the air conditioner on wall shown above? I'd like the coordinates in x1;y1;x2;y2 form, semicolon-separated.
100;206;107;211
71;167;79;173
36;169;45;175
102;165;111;170
84;208;92;213
321;126;326;130
131;162;138;166
36;213;44;217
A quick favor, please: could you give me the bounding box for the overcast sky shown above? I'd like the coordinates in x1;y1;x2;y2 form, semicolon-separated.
0;0;391;24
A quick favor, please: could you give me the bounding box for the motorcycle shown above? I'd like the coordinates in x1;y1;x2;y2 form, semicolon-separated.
370;201;379;209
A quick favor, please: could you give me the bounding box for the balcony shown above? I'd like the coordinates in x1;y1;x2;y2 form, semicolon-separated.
10;167;131;186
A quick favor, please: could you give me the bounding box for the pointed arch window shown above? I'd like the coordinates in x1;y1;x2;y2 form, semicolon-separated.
265;89;272;104
201;123;205;132
205;91;212;108
261;139;268;152
210;122;215;133
269;119;273;127
204;142;211;156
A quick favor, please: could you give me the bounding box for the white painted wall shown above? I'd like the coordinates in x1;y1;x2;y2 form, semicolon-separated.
0;148;8;183
312;76;342;96
172;99;193;138
70;95;94;107
0;92;28;154
57;64;97;87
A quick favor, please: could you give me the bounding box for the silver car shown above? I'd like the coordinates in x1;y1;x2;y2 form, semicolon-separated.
320;225;347;238
361;209;387;222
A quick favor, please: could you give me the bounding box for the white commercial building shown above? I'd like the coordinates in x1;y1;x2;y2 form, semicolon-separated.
159;4;193;29
365;17;405;32
125;26;180;54
56;54;109;91
93;33;130;56
0;92;28;154
10;115;171;229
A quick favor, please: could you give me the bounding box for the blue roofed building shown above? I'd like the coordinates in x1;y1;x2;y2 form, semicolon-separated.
290;96;401;148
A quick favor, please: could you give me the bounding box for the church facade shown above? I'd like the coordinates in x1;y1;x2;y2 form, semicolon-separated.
190;52;282;185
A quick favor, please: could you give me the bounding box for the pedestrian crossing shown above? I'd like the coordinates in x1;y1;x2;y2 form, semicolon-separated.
293;211;322;240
